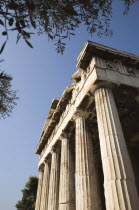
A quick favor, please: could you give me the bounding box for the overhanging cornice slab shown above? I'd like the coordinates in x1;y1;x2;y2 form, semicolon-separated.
76;41;139;70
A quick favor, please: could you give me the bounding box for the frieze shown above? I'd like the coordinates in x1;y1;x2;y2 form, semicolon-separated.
95;57;139;77
105;59;120;71
126;66;138;75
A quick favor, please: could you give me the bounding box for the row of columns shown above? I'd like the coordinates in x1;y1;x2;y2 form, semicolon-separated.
35;86;139;210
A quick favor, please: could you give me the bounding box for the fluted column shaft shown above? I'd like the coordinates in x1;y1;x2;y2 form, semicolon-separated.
59;137;75;210
95;87;139;210
35;169;43;210
40;161;50;210
47;151;60;210
75;113;101;210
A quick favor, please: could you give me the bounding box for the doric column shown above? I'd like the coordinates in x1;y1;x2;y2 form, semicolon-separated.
47;150;60;210
94;86;139;210
40;159;50;210
74;112;101;210
59;134;75;210
35;168;44;210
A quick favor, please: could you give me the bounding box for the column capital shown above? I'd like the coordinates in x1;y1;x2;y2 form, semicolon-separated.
90;81;117;95
44;156;51;164
60;131;70;140
38;164;44;172
50;147;56;154
72;110;89;121
50;146;61;154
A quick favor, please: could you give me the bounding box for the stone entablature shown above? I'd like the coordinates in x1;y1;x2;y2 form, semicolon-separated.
76;41;139;70
36;42;139;162
35;41;139;210
36;85;74;154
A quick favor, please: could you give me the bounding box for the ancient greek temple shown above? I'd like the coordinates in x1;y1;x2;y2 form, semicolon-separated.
35;41;139;210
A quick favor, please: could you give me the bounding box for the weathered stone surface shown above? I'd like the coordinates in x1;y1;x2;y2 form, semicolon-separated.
40;161;50;210
75;113;101;210
35;169;43;210
59;136;75;210
35;42;139;210
95;87;139;210
37;42;139;165
47;151;60;210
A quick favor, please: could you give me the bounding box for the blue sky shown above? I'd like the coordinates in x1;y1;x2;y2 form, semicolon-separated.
0;1;139;209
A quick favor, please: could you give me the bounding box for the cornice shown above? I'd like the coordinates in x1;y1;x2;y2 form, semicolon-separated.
76;41;139;70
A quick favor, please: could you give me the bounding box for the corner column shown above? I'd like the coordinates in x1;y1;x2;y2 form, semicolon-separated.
40;159;50;210
74;112;101;210
59;135;75;210
95;86;139;210
47;150;60;210
35;168;44;210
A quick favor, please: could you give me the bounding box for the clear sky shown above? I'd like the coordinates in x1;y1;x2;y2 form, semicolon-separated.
0;1;139;209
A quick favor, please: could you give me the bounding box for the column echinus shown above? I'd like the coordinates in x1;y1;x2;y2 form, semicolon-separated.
47;149;60;210
74;111;101;210
39;159;50;210
35;167;43;210
59;134;75;210
94;84;139;210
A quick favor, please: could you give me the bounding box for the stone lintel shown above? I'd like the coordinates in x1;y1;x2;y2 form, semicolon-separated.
36;84;74;154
